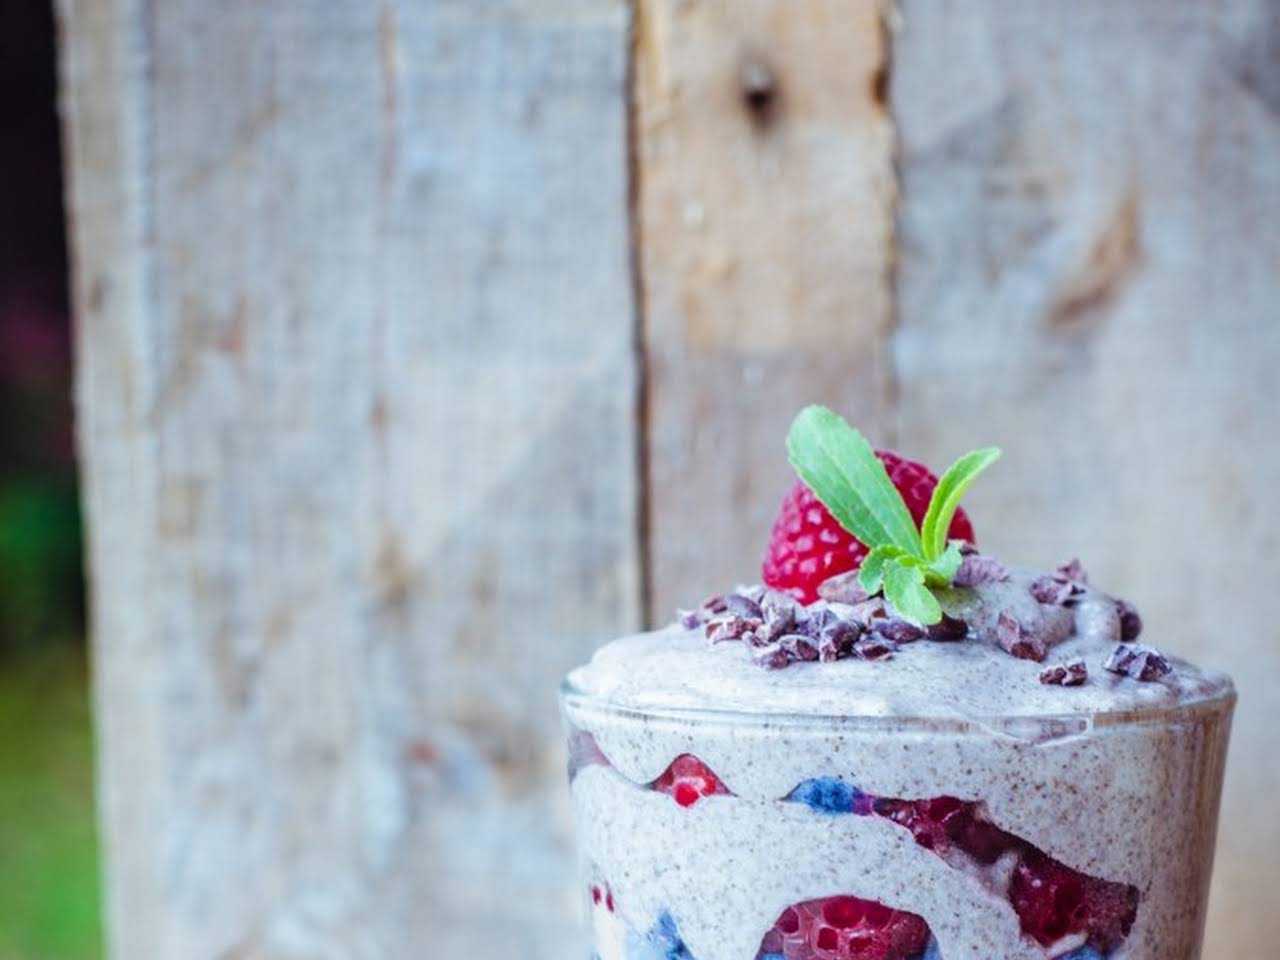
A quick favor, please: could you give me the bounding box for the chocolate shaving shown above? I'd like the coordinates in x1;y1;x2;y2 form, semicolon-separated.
1039;659;1089;686
927;614;969;642
1116;599;1143;641
817;570;870;605
1104;642;1171;682
954;553;1010;587
996;612;1048;662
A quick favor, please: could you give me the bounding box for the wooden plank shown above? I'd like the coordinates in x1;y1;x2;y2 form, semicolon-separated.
635;0;897;620
57;0;638;956
890;1;1280;955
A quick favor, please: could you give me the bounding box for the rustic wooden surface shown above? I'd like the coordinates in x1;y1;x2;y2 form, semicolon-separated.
635;0;896;619
59;0;1277;955
58;0;637;956
890;2;1279;956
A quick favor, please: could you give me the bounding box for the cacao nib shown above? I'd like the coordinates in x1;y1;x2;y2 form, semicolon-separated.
751;643;790;670
1030;575;1084;606
927;614;969;642
1056;558;1089;584
845;597;888;627
779;633;820;662
852;635;896;661
1116;599;1143;641
875;619;926;644
724;592;764;620
677;608;703;630
1104;642;1172;682
701;593;729;615
953;553;1010;587
816;619;861;662
761;591;799;633
1039;659;1089;686
996;612;1048;662
817;570;870;604
705;614;757;644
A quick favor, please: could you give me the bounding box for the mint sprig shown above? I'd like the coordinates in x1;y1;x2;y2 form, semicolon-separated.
786;407;922;555
920;447;1002;561
786;406;1000;625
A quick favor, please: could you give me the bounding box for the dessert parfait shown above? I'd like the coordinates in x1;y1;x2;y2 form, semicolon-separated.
561;407;1235;960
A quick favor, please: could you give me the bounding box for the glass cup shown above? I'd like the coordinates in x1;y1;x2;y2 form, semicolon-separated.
561;673;1234;960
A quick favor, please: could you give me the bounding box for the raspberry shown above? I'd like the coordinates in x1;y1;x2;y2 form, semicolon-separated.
649;754;731;807
763;452;976;603
1008;850;1138;953
869;794;1020;864
872;796;965;853
755;896;933;960
781;774;1139;955
866;794;1136;950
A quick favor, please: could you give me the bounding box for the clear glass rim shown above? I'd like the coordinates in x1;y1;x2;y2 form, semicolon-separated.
560;673;1237;737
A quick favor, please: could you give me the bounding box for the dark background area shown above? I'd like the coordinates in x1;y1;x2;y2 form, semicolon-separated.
0;0;99;956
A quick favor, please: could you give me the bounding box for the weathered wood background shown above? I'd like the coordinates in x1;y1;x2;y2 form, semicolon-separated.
58;0;1277;957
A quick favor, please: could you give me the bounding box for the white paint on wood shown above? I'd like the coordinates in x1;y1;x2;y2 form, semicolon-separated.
636;0;897;620
58;0;638;956
891;2;1280;954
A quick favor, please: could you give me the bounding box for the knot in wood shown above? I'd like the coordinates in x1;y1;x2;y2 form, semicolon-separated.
739;56;778;124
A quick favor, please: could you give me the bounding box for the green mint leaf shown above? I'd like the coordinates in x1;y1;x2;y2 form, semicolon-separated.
920;447;1002;561
883;557;942;625
787;406;922;556
857;544;906;595
923;541;963;587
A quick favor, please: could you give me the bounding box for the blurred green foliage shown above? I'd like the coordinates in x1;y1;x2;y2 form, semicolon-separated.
0;480;83;656
0;0;99;954
0;644;101;959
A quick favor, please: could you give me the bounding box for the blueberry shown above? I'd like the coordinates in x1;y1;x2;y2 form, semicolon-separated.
1058;949;1105;960
921;938;943;960
627;911;696;960
785;777;865;814
759;955;786;960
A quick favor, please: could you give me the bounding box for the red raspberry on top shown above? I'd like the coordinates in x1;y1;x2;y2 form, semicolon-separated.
762;451;976;604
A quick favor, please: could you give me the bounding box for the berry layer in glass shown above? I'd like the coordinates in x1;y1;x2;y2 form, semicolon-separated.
561;637;1233;960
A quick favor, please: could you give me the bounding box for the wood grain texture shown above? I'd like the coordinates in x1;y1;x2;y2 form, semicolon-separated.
635;0;897;620
890;2;1280;955
57;0;637;956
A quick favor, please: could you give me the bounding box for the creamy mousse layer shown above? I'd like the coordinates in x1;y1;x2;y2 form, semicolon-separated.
563;569;1235;960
